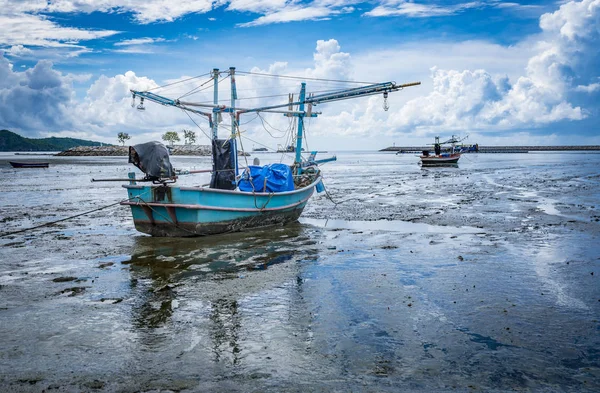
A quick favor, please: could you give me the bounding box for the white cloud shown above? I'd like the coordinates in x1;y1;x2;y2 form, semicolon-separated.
237;5;352;27
364;1;493;18
0;54;74;131
0;13;119;48
112;37;167;54
6;45;34;57
1;1;598;148
115;37;166;46
347;0;598;137
226;0;291;13
0;0;215;24
364;0;544;18
392;67;583;133
65;72;93;83
575;83;600;93
305;39;351;80
113;48;155;54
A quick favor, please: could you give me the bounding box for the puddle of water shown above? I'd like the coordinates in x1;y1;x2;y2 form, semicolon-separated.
538;201;560;216
300;218;483;234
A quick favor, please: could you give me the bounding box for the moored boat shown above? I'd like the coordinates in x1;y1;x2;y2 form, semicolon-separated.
419;152;461;166
9;161;49;168
419;135;466;166
116;67;420;237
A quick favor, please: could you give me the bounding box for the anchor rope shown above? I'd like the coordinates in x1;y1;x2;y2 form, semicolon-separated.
0;189;151;238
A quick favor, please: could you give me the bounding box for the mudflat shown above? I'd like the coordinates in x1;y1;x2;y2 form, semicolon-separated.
1;151;598;392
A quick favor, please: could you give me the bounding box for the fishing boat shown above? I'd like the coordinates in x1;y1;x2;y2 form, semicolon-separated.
9;161;49;168
118;67;420;237
419;135;466;166
420;152;461;165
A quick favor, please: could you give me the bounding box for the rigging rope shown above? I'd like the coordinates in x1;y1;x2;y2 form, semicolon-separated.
257;113;290;138
182;109;212;140
146;72;211;92
178;74;230;100
237;71;376;85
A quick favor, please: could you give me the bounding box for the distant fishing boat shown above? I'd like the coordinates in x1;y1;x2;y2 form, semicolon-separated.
277;144;303;153
419;135;466;166
9;161;49;168
420;152;461;165
113;67;420;237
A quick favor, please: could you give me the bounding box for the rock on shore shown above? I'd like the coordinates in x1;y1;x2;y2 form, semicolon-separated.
55;144;250;156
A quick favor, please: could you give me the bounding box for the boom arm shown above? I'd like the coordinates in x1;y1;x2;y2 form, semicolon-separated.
306;81;421;105
132;80;421;116
238;81;421;114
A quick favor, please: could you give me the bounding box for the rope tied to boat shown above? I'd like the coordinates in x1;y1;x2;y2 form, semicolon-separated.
0;189;151;238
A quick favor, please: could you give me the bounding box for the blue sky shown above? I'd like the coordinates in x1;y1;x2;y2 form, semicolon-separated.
1;1;599;150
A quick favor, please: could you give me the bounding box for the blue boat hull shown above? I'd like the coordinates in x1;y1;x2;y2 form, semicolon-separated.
122;176;320;237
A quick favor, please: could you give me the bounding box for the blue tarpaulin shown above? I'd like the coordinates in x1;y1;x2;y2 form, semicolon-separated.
238;164;295;193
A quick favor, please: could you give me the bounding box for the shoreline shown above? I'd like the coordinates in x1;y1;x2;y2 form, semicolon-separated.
381;145;600;153
54;145;221;156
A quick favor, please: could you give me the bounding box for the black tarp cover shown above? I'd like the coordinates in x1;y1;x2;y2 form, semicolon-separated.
129;141;174;180
210;139;236;190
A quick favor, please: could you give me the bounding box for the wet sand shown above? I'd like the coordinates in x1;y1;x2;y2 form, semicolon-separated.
0;151;599;392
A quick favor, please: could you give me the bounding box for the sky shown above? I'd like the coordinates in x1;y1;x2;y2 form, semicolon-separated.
0;0;599;150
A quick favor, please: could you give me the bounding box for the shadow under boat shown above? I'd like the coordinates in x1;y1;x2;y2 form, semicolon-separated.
420;162;459;168
123;222;318;328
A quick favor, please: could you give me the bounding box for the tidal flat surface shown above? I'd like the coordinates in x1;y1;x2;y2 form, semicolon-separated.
0;151;599;392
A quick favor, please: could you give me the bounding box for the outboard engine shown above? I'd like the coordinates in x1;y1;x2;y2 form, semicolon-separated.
129;141;175;181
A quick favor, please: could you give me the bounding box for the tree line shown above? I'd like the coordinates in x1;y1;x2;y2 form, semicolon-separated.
117;129;198;146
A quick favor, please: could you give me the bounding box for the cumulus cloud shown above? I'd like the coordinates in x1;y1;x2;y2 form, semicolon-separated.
306;39;351;80
6;45;34;57
1;1;598;146
0;54;74;132
575;83;600;93
340;0;598;137
0;51;189;141
392;67;583;133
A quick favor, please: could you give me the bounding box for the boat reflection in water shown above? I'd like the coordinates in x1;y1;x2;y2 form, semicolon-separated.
420;162;459;169
123;222;319;365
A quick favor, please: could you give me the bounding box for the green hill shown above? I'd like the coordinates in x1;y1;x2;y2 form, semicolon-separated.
0;130;108;152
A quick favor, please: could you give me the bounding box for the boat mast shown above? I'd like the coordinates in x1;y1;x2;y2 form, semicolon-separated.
212;68;219;139
230;67;239;177
295;83;306;169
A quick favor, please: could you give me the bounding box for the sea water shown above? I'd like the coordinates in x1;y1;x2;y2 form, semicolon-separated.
0;151;599;392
